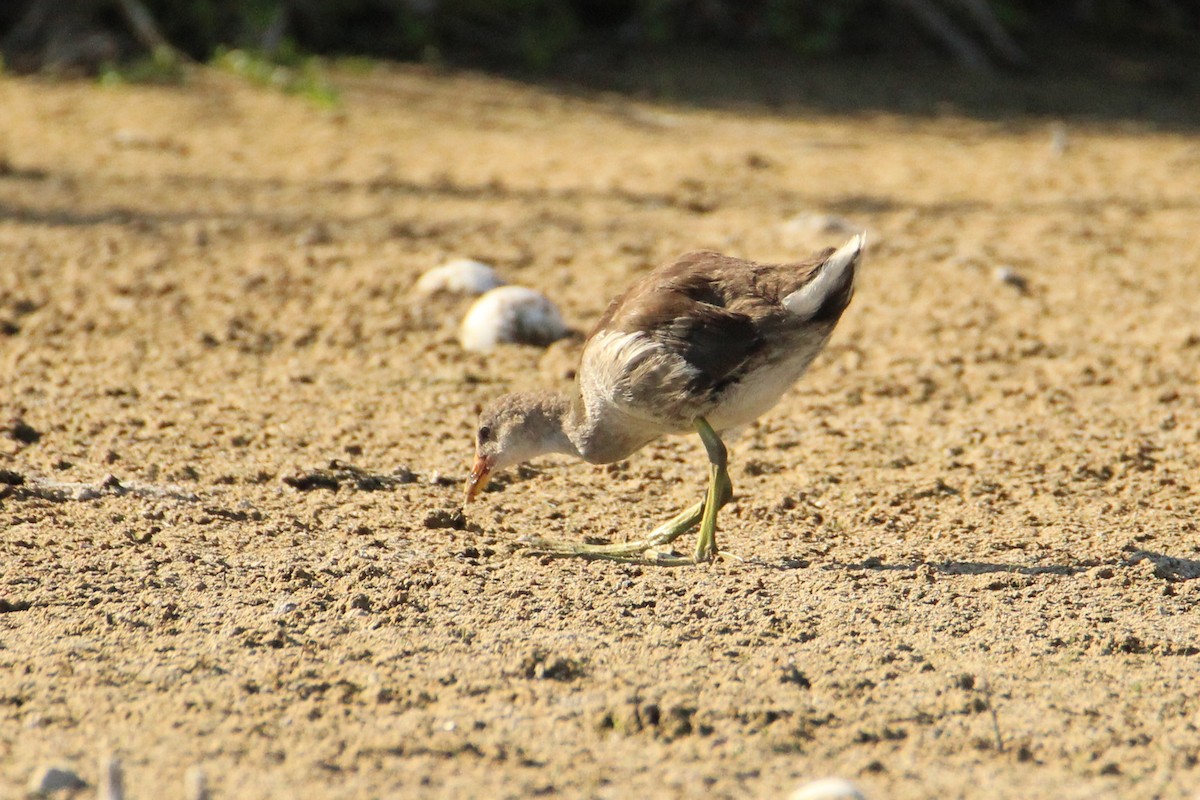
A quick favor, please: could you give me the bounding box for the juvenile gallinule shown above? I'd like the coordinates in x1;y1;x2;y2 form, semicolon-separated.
465;234;863;563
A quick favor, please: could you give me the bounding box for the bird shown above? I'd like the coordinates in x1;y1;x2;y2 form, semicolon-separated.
464;234;863;564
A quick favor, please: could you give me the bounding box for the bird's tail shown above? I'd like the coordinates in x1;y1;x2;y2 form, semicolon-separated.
782;233;864;322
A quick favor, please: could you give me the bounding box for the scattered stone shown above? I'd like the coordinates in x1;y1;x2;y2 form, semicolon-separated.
282;470;341;491
392;466;417;484
0;598;32;613
8;418;41;444
993;265;1029;294
423;509;467;530
788;777;868;800
296;222;333;247
1;477;194;504
426;471;456;487
517;649;586;681
459;286;570;352
275;600;298;615
27;765;86;795
414;258;505;297
745;151;773;169
0;469;24;485
780;665;811;688
283;461;413;492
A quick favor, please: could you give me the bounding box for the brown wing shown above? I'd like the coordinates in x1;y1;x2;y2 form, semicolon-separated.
589;251;766;399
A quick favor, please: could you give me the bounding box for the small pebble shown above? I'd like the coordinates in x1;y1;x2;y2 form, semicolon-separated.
296;223;333;247
275;600;298;615
993;265;1029;294
28;765;86;795
459;286;569;352
8;418;40;444
788;777;868;800
414;259;504;297
424;509;467;530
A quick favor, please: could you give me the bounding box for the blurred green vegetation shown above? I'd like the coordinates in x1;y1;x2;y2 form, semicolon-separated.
1;0;1198;75
211;45;339;106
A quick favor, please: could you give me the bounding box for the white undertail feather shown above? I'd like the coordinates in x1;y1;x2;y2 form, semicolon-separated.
782;233;864;319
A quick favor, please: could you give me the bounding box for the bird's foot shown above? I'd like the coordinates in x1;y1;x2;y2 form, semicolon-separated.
516;535;694;565
517;497;709;564
516;537;741;566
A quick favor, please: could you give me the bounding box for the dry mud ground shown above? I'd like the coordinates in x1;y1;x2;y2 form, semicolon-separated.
1;63;1199;799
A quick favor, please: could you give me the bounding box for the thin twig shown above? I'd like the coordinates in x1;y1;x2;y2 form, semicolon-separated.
114;0;189;62
981;675;1004;751
886;0;993;72
261;3;289;54
954;0;1030;67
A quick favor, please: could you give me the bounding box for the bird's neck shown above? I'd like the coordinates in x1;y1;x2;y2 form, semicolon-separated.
518;390;587;461
512;389;640;465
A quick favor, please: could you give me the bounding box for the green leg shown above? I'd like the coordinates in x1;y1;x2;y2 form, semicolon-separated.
518;417;733;565
692;417;733;562
518;499;705;562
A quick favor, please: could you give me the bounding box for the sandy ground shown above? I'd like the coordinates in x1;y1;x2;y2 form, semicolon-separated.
1;61;1199;799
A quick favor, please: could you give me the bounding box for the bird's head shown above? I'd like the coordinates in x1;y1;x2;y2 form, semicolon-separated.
464;392;573;502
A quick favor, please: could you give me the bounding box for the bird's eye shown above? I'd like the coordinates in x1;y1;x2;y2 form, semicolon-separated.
478;425;493;442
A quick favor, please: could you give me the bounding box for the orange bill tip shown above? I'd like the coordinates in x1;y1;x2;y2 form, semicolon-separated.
464;455;492;503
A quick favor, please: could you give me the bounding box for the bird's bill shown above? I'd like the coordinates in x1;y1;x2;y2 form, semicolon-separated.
464;454;493;502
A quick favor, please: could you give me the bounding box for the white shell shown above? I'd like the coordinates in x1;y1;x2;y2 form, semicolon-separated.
414;259;505;297
788;777;869;800
459;286;569;352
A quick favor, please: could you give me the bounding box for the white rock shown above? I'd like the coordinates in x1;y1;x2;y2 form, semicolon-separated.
275;600;298;615
993;265;1029;293
414;259;505;297
788;777;868;800
27;765;86;795
459;286;570;353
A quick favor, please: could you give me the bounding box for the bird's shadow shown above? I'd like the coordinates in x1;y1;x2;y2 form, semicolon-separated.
765;549;1200;581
